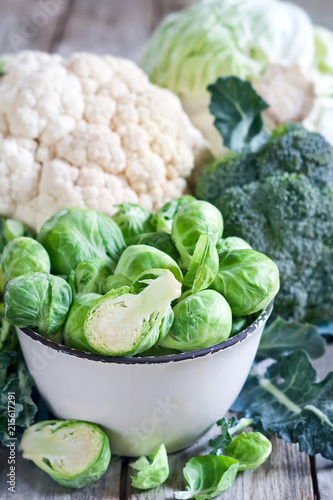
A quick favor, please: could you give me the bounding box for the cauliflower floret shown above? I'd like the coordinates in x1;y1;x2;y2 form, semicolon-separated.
0;51;209;230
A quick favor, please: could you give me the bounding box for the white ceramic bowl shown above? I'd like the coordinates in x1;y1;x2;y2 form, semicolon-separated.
17;303;272;457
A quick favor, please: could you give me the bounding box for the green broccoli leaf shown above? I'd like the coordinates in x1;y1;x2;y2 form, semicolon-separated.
174;455;239;500
231;351;333;460
131;444;169;490
208;77;269;152
257;317;326;360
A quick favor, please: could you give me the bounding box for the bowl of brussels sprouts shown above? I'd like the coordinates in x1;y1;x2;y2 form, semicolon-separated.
2;199;279;457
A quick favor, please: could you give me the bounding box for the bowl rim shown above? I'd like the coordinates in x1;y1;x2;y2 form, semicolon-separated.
18;301;273;365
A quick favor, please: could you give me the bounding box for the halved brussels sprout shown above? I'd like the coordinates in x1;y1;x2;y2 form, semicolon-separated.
131;232;179;261
217;237;252;253
1;237;51;280
182;233;219;293
20;420;111;488
112;203;152;244
84;269;181;356
171;201;223;268
104;245;183;291
160;290;232;352
211;249;280;316
64;293;102;352
38;208;126;275
69;259;112;298
151;195;196;233
4;272;72;340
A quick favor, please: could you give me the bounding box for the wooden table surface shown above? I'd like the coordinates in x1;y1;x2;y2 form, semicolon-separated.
0;0;332;499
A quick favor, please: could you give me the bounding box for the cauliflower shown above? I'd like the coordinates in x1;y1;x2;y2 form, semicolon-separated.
0;51;209;231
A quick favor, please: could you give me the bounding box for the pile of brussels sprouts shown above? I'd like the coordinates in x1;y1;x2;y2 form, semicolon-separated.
1;197;280;356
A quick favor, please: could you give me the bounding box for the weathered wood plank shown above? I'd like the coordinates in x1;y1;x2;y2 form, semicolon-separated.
0;0;72;53
54;0;155;62
126;422;315;500
311;343;333;500
0;449;122;500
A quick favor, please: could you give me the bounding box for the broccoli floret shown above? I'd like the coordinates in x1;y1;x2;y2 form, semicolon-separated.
197;124;333;323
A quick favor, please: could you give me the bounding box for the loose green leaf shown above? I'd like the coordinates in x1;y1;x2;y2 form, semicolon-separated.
131;444;169;490
257;317;326;360
174;455;239;500
224;432;272;471
209;417;236;454
183;234;219;293
208;76;269;151
232;351;333;460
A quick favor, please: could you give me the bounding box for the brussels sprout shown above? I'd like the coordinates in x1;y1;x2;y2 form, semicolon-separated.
64;293;102;351
69;259;112;298
151;195;196;233
160;290;232;352
83;269;181;356
171;201;223;268
20;420;111;488
231;317;248;337
183;233;219;293
211;249;280;316
0;218;28;253
131;444;169;489
104;245;183;291
224;432;272;471
217;237;252;253
112;203;152;244
4;272;72;339
38;208;126;275
131;232;179;261
1;237;51;280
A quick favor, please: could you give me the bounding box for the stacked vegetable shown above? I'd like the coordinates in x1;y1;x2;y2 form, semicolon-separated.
1;200;279;357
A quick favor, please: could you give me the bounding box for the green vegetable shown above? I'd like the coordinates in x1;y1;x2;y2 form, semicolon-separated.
20;420;111;488
69;259;111;298
211;249;280;316
171;200;223;268
160;290;231;352
0;218;28;253
131;443;169;490
38;208;126;276
197;122;333;323
257;317;326;360
131;232;179;261
231;317;248;337
4;273;72;340
64;293;102;352
112;203;152;244
151;195;196;233
224;432;272;471
217;237;251;253
208;77;269;151
232;350;333;460
82;269;181;356
174;455;239;500
182;234;219;293
1;237;50;280
105;244;183;291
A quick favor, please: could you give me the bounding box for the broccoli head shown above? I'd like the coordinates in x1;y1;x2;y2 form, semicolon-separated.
197;124;333;323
